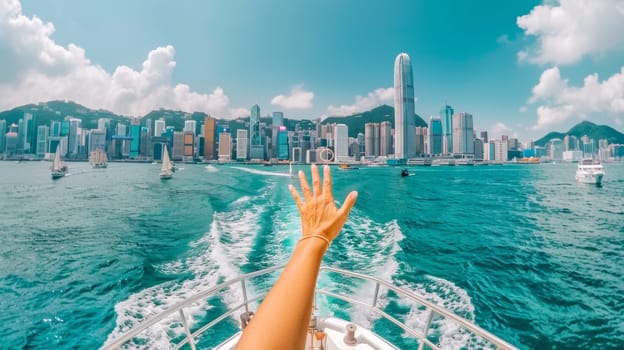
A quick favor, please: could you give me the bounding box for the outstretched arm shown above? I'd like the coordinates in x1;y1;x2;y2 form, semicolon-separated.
236;164;357;350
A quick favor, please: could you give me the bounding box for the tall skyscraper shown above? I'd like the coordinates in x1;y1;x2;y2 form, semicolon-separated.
249;105;264;160
480;131;488;143
203;117;216;160
0;119;6;154
380;121;392;157
364;122;379;157
218;132;232;161
394;53;416;159
440;104;454;154
452;112;474;155
334;124;349;162
184;120;197;135
154;120;166;137
415;126;427;155
36;125;49;156
428;117;443;155
22;113;33;153
272;112;284;158
236;129;248;160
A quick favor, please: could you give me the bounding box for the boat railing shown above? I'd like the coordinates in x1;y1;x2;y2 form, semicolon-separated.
103;265;517;350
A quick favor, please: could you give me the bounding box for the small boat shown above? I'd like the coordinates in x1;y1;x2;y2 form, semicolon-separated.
89;148;108;169
401;168;409;177
575;159;605;185
51;148;68;180
339;163;359;170
160;147;173;180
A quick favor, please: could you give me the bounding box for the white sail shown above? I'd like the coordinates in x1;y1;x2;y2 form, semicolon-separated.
53;148;62;172
160;146;173;179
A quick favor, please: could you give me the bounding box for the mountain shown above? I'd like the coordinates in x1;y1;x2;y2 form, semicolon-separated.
535;121;624;147
322;105;427;138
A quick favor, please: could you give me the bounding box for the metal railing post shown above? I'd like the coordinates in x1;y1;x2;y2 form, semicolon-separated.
417;310;434;350
371;282;380;307
178;308;197;350
241;279;249;314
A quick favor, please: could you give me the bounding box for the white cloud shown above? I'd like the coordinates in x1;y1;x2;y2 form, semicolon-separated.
270;85;314;109
529;66;624;129
517;0;624;65
327;87;394;116
490;122;513;139
0;0;244;117
519;106;528;113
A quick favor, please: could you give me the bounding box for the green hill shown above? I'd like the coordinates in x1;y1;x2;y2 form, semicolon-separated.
535;121;624;146
322;105;427;138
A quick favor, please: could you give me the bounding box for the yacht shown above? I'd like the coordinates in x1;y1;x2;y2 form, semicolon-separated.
50;148;68;180
89;148;108;169
160;147;174;180
104;266;517;350
575;159;605;185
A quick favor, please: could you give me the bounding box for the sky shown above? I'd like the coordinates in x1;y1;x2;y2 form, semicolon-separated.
1;0;624;141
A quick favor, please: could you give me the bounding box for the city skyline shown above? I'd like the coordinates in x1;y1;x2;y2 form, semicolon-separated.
2;0;624;141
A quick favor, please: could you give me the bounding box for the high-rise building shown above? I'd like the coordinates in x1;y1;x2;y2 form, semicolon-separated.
68;118;82;155
36;125;49;156
415;126;427;155
440;104;454;154
130;118;141;158
250;105;264;160
480;131;488;143
89;129;106;153
184;120;197;135
494;140;508;161
452;112;474;155
22;113;33;153
236;129;248;160
380;121;392;157
0;119;6;153
364;123;379;157
218;132;232;161
394;53;416;159
154;120;166;137
203;117;216;160
428;117;443;155
474;139;484;160
272;112;284;158
183;131;195;160
172;131;184;161
277;126;289;160
334;124;349;162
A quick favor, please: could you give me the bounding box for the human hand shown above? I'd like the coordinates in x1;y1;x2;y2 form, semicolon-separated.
288;164;358;244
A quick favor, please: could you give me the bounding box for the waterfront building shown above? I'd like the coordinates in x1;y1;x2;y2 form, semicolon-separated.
89;129;106;154
480;131;488;143
380;121;392;157
394;53;416;159
415;126;427;155
428;117;443;156
218;132;232;161
494;140;508;161
0;119;6;153
440;104;454;154
334;124;349;162
203;117;216;160
50;121;61;137
364;123;379;157
154;120;166;137
22;113;33;153
249;105;264;160
580;135;595;157
140;127;151;157
184;120;197;135
508;138;519;151
474;138;484;160
549;138;564;161
5;131;19;156
172;131;184;161
130;118;140;158
36;125;49;156
564;135;578;151
452;112;474;155
236;129;248;160
272;112;284;159
183;131;195;161
98;118;110;132
68;118;82;155
563;150;583;162
277;126;289;160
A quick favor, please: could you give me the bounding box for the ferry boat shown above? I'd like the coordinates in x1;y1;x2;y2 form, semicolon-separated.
104;266;517;350
575;159;605;185
431;158;455;166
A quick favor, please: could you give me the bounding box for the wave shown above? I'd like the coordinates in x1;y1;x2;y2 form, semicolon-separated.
103;186;272;349
204;165;218;172
230;166;293;178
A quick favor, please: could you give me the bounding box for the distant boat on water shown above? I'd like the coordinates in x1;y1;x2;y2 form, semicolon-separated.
160;147;173;180
575;159;605;185
89;148;108;168
51;148;68;180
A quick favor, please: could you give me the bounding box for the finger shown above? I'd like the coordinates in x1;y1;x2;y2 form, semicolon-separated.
298;170;312;202
311;164;321;196
288;184;304;211
323;165;334;203
337;191;358;218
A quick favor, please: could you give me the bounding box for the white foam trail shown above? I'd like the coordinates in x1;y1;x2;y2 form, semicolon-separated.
104;186;272;349
230;166;293;177
204;165;219;172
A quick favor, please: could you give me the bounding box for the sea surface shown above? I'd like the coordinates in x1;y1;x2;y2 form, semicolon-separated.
0;161;622;349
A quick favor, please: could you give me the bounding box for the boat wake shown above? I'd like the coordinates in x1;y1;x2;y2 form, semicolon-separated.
204;165;219;172
230;166;293;178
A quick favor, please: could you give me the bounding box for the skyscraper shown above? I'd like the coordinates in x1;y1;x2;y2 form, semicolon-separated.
154;120;166;137
249;105;264;160
380;121;393;157
428;117;443;155
440;104;454;154
394;53;416;159
203;117;215;160
452;112;474;155
272;112;284;158
334;124;349;162
0;119;6;154
236;129;248;160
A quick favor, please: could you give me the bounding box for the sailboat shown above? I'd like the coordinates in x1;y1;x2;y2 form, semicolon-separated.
51;148;68;180
160;146;173;180
89;148;108;169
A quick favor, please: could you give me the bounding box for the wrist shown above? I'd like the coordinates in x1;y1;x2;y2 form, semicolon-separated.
297;235;329;254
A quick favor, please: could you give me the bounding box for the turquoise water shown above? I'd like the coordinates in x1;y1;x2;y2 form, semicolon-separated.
1;161;622;349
